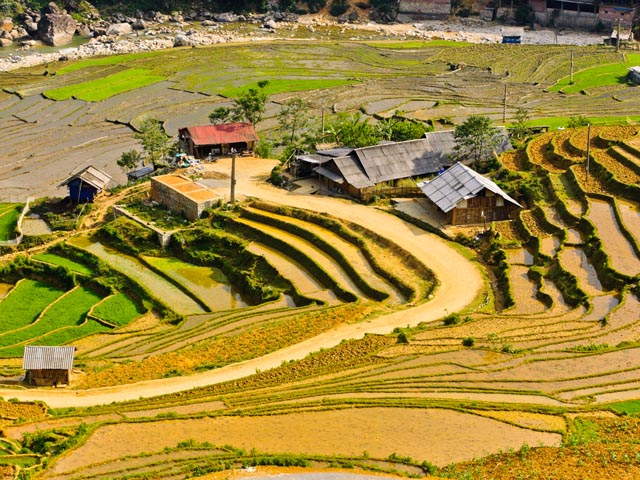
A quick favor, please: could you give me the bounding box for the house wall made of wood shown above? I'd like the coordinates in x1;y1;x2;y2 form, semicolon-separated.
25;369;70;386
449;194;518;225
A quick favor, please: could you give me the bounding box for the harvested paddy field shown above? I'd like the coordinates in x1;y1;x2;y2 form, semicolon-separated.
0;30;639;479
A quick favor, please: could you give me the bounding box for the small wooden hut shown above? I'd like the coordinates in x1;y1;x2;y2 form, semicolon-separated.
22;346;75;387
59;166;113;203
417;162;522;225
178;122;259;159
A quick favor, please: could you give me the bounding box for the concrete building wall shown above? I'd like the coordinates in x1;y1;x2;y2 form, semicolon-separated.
399;0;451;19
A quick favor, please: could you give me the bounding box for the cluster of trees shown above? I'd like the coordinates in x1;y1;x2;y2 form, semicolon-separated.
1;0;398;18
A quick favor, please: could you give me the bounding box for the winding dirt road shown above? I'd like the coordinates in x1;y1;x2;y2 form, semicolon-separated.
0;158;485;407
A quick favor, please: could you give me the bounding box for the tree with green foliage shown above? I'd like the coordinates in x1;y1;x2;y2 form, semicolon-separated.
208;106;233;125
567;115;590;128
325;112;379;148
210;81;269;127
454;115;501;164
278;97;313;146
377;117;430;142
510;107;531;143
134;119;172;166
233;80;270;126
277;97;316;163
117;149;143;174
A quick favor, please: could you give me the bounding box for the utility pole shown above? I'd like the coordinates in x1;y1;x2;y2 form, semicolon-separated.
321;105;326;141
585;123;591;184
230;148;237;204
570;50;574;84
616;19;621;52
503;84;507;124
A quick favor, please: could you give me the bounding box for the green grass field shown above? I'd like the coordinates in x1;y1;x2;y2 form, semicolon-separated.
365;39;473;49
32;253;93;276
0;280;65;331
0;286;104;356
549;53;640;93
92;293;145;326
0;204;22;241
608;400;640;415
43;68;166;101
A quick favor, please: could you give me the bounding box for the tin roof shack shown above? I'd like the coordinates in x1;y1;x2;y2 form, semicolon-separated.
178;123;259;159
23;346;75;387
417;162;522;225
59;166;112;203
296;129;511;201
150;174;221;221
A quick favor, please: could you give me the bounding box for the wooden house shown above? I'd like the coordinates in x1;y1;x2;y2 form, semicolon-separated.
59;166;112;203
23;346;75;387
294;129;511;201
417;162;522;225
178;122;259;159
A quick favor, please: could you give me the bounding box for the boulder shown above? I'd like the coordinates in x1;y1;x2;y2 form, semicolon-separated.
213;12;237;23
173;34;191;47
132;18;146;30
263;19;277;30
24;20;39;34
0;36;12;47
106;22;132;36
37;7;77;46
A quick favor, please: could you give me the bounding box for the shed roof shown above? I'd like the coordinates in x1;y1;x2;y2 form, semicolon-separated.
59;166;112;191
23;346;75;370
180;123;259;146
417;162;522;213
297;129;511;191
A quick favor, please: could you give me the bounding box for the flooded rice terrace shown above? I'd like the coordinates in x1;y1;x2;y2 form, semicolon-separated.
69;236;247;315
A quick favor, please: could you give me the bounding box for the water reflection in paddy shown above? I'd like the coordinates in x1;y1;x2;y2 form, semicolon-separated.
143;256;247;311
69;236;206;315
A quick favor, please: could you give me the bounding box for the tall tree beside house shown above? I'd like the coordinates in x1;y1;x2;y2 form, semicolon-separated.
117;149;143;174
325;112;379;148
208;80;270;127
277;97;316;161
134;119;172;166
233;80;270;127
454;115;501;165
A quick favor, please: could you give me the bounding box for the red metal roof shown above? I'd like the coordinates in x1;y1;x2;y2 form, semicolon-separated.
181;122;259;146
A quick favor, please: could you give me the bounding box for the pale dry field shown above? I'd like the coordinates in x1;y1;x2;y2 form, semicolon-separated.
44;407;561;478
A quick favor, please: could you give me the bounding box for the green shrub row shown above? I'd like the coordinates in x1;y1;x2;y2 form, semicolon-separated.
216;213;358;303
239;207;389;301
248;200;422;300
578;213;637;290
483;240;514;309
526;267;554;308
545;258;588;308
171;226;315;307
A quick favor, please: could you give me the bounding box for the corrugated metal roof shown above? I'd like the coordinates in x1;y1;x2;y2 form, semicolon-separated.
417;162;522;213
315;166;345;183
22;346;75;370
356;138;444;183
180;123;259;146
59;166;112;191
297;129;511;191
333;156;374;188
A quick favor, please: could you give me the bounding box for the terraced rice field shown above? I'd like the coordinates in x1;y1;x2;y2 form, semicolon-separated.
1;39;640;478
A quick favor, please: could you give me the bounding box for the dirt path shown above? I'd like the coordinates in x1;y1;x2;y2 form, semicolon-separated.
0;158;485;407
